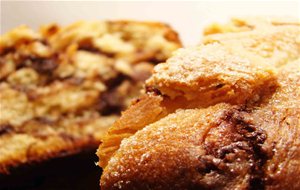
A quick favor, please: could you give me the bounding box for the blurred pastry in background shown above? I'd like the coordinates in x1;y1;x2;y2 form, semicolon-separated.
0;20;181;174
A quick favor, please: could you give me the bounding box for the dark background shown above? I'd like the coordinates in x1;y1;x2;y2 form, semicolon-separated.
0;150;101;190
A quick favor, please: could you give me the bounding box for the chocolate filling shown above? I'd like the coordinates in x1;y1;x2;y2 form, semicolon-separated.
0;124;14;136
145;86;162;96
30;57;58;75
198;108;271;190
0;47;16;56
96;90;124;116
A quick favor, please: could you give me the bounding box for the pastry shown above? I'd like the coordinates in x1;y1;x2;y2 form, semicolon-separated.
0;20;181;173
97;17;300;189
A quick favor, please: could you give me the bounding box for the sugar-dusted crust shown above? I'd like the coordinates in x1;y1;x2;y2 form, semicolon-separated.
146;43;276;103
98;17;300;189
0;20;181;174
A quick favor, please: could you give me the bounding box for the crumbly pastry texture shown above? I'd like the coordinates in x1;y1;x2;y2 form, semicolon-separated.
0;21;181;173
98;17;300;190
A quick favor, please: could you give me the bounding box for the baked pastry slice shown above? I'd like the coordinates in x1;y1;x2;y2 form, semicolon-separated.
98;42;278;168
97;17;300;189
100;62;300;190
0;21;181;173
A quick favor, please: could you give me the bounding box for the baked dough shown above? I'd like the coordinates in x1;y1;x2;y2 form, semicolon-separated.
97;17;300;189
0;21;181;174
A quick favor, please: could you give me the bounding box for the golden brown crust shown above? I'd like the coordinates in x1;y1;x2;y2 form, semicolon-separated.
100;62;300;190
97;94;167;167
98;17;300;189
0;20;181;174
146;43;277;103
101;104;236;189
252;61;300;189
